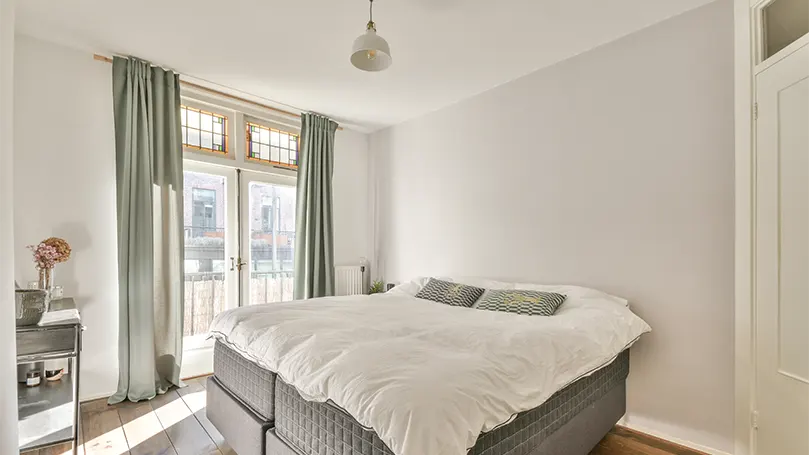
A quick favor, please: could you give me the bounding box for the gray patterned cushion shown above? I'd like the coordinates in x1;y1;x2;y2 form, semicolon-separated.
475;290;566;316
414;278;485;307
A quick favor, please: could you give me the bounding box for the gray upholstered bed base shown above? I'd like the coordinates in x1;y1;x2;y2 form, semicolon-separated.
207;366;626;455
265;383;625;455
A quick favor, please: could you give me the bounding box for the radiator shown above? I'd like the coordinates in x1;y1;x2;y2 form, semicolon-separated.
335;265;366;296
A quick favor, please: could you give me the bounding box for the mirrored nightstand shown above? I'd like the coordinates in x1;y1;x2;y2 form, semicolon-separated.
17;298;83;455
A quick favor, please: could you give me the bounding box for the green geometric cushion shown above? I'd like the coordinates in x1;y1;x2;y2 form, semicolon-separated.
474;290;567;316
414;278;485;307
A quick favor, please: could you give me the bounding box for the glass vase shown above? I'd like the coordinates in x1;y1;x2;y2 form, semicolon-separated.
38;268;53;294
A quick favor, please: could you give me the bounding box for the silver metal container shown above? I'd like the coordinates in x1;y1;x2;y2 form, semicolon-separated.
15;289;47;327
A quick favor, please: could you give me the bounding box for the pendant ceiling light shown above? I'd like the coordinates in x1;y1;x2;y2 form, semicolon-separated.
351;0;392;72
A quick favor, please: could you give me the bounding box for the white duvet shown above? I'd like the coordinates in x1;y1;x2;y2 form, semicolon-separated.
209;283;650;455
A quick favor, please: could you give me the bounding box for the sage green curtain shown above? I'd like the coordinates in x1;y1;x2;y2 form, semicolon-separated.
294;113;338;299
109;57;184;404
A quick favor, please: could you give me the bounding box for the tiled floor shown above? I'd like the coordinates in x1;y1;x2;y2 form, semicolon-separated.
25;377;705;455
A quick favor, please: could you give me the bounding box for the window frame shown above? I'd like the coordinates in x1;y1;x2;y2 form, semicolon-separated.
177;87;304;379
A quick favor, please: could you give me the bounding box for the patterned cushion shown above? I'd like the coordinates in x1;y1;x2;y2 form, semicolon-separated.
414;278;485;307
475;290;566;316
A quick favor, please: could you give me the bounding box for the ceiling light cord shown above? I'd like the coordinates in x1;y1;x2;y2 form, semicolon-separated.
367;0;376;31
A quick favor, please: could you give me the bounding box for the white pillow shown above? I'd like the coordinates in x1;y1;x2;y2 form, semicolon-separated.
514;283;629;307
388;276;516;297
388;277;628;307
386;277;431;296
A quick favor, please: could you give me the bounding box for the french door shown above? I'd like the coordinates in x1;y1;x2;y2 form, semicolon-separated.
181;162;296;376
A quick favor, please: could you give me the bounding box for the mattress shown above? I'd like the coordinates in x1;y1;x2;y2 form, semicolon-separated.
273;350;630;455
213;340;276;420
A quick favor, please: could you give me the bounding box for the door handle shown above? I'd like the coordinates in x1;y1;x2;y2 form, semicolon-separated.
230;257;247;272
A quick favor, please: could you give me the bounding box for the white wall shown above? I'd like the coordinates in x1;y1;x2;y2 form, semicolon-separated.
334;128;371;266
14;34;119;401
13;35;372;400
370;1;734;453
0;0;18;451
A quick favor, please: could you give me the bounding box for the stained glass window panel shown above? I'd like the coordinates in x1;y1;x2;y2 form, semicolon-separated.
181;105;228;155
245;121;299;169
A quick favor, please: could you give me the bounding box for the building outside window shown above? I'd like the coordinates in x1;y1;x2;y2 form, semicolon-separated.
191;188;217;237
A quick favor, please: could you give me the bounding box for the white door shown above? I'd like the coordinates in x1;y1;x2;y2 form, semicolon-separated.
755;43;809;455
239;170;297;306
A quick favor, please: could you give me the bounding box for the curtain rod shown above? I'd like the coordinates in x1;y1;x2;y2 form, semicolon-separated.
93;54;342;130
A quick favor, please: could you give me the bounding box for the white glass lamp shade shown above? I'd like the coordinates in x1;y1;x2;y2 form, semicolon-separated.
351;29;392;72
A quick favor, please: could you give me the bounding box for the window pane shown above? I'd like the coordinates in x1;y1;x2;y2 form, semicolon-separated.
201;131;213;150
187;110;200;129
181;105;228;154
188;128;200;147
248;183;296;305
183;171;227;336
201;113;213;132
270;131;280;146
763;0;809;60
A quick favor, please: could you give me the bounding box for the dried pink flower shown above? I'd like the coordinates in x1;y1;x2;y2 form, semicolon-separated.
28;242;60;270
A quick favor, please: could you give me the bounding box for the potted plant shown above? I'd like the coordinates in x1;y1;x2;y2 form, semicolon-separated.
369;280;385;294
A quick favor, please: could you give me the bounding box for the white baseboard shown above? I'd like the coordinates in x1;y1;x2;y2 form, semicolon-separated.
618;418;734;455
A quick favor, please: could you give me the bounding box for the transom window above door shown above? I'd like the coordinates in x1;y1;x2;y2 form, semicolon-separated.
181;105;229;154
245;121;299;169
759;0;809;62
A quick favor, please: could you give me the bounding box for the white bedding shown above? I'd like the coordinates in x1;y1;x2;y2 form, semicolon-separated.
209;284;650;455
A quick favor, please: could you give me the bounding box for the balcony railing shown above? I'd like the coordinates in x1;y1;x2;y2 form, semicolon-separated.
250;271;294;307
184;225;224;239
183;270;294;337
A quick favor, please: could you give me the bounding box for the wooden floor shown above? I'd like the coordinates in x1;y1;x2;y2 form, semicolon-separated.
25;377;705;455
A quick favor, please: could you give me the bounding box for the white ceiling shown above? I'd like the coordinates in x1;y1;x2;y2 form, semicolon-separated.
15;0;716;132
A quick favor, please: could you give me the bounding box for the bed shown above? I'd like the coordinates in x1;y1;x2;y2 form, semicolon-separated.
205;278;650;455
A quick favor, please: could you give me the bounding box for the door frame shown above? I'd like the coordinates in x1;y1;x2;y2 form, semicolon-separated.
179;161;296;378
735;1;809;453
178;87;301;378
